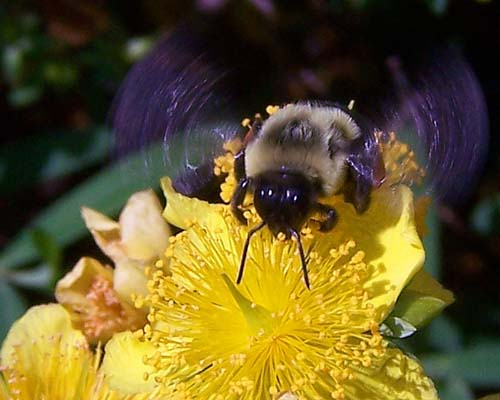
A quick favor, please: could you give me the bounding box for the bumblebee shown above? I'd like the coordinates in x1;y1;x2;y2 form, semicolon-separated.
231;103;385;288
111;33;488;289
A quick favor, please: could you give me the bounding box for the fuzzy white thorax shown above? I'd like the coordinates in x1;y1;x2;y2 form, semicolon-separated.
245;103;361;195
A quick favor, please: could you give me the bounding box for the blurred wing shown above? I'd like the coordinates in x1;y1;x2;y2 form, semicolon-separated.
110;29;240;197
383;47;489;205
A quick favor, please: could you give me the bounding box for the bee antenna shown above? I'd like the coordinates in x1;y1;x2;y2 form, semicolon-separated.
236;222;266;285
290;229;310;290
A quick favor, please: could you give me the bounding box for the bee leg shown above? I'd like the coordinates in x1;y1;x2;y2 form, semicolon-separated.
314;203;337;232
234;150;246;181
351;178;371;214
231;178;251;224
343;168;371;214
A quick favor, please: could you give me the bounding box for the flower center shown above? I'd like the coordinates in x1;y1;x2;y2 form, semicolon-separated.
142;215;386;398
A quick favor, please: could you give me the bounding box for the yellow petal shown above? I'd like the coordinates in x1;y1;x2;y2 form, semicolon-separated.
81;190;171;312
81;206;120;231
114;259;149;305
81;206;125;262
161;177;225;230
56;257;114;307
1;304;86;367
0;305;99;400
350;348;438;400
101;331;157;394
323;185;424;322
120;189;171;261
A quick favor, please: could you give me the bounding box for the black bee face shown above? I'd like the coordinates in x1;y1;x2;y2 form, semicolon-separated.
252;171;315;236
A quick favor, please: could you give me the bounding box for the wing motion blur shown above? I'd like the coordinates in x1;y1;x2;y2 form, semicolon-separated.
110;29;240;198
111;33;488;206
383;48;489;205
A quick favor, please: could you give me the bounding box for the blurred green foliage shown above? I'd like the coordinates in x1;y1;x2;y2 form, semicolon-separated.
1;1;499;399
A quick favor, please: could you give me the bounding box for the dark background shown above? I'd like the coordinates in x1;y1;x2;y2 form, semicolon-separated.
1;1;499;398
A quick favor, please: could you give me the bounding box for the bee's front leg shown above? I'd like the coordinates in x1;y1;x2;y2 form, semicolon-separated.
234;150;246;181
231;178;251;225
314;203;337;232
231;150;252;224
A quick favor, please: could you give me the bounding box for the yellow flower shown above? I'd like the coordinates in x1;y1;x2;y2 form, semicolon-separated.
104;169;436;399
55;189;171;343
145;179;435;399
0;304;152;400
99;121;440;399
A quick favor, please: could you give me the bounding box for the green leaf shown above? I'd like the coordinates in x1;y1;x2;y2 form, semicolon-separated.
0;144;166;271
42;61;78;88
471;193;500;236
8;85;42;107
380;317;417;339
3;264;52;290
439;375;474;400
0;127;111;194
2;43;25;84
425;315;463;353
30;229;62;286
426;0;449;15
0;281;27;341
423;203;442;278
422;343;500;388
389;269;454;329
30;229;61;268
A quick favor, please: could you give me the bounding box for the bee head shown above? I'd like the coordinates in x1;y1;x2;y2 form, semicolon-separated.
253;171;315;237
